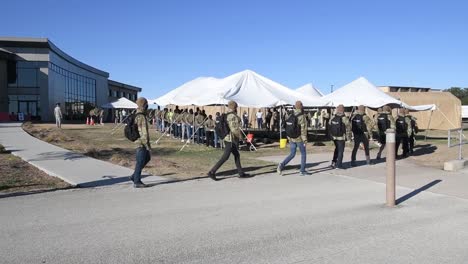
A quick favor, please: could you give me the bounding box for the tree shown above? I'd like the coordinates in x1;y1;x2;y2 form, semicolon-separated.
444;87;468;99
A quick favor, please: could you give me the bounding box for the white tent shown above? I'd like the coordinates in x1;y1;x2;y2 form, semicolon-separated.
153;70;329;107
322;77;403;108
321;77;436;111
101;97;138;109
296;83;323;97
152;77;221;106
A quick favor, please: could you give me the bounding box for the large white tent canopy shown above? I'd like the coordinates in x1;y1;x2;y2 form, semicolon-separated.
153;70;329;108
323;77;435;111
296;83;323;97
101;97;137;109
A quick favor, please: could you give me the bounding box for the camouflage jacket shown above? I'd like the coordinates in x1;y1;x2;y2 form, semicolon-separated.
135;110;151;150
195;114;206;127
331;113;352;141
406;114;417;135
183;113;194;125
224;110;242;143
204;118;216;130
175;112;184;123
288;109;308;143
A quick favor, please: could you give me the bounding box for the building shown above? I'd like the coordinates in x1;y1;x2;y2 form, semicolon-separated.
379;85;460;130
379;86;432;93
0;37;141;121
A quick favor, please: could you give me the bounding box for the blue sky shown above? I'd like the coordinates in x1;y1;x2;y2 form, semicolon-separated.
3;0;468;98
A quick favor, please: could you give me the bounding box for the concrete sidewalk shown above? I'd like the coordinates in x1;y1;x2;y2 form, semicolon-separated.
0;123;166;187
260;149;468;200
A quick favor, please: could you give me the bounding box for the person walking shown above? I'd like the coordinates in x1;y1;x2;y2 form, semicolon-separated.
329;104;351;169
375;105;396;160
208;101;250;181
404;109;418;154
395;108;412;158
130;97;151;188
256;109;263;129
350;105;373;166
277;101;309;176
54;103;62;128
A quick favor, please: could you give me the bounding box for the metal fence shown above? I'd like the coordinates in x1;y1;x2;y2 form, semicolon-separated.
447;128;466;160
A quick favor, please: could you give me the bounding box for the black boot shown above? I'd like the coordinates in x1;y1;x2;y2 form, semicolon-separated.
208;171;217;181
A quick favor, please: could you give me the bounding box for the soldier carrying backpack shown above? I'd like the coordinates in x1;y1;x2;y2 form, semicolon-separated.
404;108;418;154
375;105;396;160
350;105;374;166
277;101;309;176
127;97;152;188
329;104;351;169
395;108;412;158
208;101;250;181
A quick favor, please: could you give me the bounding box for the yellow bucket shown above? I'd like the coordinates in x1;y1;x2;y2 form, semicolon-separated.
279;138;287;149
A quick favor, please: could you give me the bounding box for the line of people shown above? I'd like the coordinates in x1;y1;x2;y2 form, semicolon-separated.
153;107;223;148
128;97;418;188
329;104;418;169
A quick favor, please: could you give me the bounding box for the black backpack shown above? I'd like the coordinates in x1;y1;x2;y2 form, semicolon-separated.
396;116;408;134
329;115;345;137
351;114;366;134
285;113;303;138
377;113;390;132
215;113;232;140
124;113;144;142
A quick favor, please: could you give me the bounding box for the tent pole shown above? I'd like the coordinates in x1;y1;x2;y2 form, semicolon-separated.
424;110;434;141
280;106;282;140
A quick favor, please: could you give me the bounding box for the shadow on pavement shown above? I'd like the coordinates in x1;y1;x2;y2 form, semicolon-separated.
27;151;87;161
396;179;442;205
0;186;74;199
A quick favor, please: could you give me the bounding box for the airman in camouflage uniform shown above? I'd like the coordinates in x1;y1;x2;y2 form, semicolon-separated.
130;97;151;188
277;101;309;176
350;105;374;166
404;108;418;154
395;108;412;158
375;105;396;160
208;100;249;181
329;104;352;169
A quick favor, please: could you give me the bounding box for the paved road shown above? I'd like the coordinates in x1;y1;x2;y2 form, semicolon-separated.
2;168;468;263
0;123;166;187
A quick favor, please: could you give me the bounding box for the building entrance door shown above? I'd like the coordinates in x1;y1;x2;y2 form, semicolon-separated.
18;101;38;116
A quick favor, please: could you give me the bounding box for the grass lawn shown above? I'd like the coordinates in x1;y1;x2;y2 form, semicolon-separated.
0;144;70;193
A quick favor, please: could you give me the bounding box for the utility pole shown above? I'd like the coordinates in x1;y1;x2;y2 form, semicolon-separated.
331;85;334;93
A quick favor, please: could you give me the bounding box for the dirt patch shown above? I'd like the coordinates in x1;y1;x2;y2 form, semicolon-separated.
0;144;70;194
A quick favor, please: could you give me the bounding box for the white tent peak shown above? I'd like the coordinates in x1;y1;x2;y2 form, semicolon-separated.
296;83;323;97
323;77;402;108
101;97;137;109
153;69;328;107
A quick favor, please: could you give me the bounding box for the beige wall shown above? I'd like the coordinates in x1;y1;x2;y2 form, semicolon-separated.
387;92;461;130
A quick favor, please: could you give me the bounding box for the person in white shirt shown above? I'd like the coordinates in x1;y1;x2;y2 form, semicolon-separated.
54;103;62;128
256;109;263;129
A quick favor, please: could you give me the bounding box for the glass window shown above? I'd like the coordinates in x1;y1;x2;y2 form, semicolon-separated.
17;68;37;87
